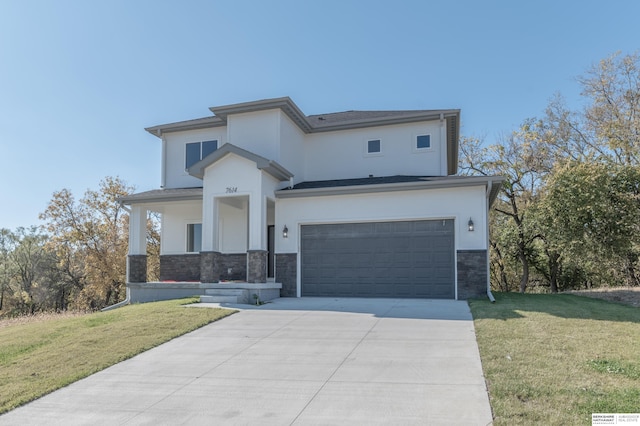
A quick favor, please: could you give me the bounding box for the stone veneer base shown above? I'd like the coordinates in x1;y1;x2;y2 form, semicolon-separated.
457;249;488;300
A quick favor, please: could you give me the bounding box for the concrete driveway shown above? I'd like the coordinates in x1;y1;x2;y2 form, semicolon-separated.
0;298;493;425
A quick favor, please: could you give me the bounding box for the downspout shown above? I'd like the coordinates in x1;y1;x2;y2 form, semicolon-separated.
486;180;496;303
101;286;130;311
160;130;166;188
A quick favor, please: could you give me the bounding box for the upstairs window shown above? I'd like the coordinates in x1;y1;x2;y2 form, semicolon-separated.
416;134;431;150
187;223;202;253
185;140;218;169
367;139;381;154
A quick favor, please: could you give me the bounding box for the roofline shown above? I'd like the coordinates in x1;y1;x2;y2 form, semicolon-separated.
144;116;225;137
118;188;203;205
275;175;505;200
210;97;312;133
312;110;460;133
144;97;460;137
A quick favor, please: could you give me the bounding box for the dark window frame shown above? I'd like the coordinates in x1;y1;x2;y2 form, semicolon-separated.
367;139;381;154
185;140;218;169
186;223;202;253
416;134;431;150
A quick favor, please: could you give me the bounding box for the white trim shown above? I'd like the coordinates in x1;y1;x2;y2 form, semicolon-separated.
185;221;202;253
412;133;433;153
363;137;383;157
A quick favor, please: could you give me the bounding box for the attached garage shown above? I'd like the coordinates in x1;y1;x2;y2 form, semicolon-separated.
301;219;455;298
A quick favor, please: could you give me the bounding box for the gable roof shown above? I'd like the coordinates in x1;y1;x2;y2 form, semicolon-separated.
187;143;293;181
145;97;461;175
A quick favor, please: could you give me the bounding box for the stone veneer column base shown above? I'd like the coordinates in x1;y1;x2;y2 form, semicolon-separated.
247;250;267;283
200;251;221;283
457;250;488;300
127;255;147;283
275;253;297;297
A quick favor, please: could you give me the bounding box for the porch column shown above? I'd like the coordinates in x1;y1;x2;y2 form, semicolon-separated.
248;194;267;282
201;196;219;252
127;205;147;283
200;197;220;283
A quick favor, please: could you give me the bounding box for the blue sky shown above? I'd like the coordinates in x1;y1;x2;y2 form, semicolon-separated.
1;0;638;230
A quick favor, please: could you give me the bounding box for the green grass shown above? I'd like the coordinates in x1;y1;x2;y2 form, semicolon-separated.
469;292;640;425
0;299;234;414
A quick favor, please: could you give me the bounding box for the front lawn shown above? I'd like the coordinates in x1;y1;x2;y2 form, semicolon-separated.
469;292;640;425
0;299;234;414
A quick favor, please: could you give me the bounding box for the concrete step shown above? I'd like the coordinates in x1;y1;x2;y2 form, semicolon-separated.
200;295;238;303
204;289;245;296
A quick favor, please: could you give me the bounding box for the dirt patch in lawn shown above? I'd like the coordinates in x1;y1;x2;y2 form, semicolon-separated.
566;287;640;307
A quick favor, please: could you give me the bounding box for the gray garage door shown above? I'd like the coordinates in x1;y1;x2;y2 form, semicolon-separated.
301;220;455;298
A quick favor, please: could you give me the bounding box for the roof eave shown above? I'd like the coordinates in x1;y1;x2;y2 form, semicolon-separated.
210;97;312;133
309;110;460;133
118;190;204;205
447;115;460;175
275;175;503;199
145;117;225;138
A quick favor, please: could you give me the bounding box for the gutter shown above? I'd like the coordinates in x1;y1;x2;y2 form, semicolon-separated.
101;286;131;311
276;176;494;199
486;180;496;303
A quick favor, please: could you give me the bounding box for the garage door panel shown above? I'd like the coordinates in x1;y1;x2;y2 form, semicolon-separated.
301;220;454;298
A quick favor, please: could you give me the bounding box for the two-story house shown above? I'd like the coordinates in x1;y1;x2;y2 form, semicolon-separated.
119;97;503;304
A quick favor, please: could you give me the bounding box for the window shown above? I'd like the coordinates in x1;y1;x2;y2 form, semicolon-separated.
185;140;218;169
416;135;431;150
367;139;381;154
187;223;202;252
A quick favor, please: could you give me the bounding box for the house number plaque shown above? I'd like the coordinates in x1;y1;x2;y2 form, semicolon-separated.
226;187;238;193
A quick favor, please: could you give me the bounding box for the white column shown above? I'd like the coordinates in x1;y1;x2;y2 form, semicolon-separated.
202;196;219;252
128;205;147;255
248;193;266;250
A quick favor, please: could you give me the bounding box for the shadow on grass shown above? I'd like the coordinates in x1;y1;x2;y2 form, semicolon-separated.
468;292;640;323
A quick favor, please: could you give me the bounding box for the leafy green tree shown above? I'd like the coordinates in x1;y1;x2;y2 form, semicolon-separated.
540;162;640;287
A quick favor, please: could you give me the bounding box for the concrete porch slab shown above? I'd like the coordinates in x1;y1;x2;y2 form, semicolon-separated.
127;281;282;303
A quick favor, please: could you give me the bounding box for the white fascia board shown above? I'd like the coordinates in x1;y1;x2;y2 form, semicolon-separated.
275;176;504;199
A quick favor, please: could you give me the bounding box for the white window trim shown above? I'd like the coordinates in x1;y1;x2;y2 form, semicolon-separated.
364;138;383;157
412;133;433;153
185;221;202;253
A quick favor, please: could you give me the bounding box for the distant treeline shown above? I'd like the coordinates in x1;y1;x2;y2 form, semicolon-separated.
460;52;640;293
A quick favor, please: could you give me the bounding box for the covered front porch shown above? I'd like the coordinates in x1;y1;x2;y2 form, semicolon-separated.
121;145;294;304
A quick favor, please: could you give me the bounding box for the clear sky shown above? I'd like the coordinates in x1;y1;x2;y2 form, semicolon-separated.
1;0;638;230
